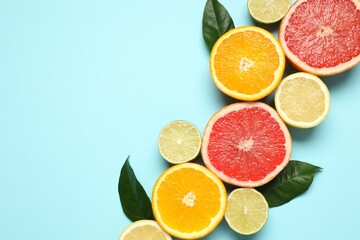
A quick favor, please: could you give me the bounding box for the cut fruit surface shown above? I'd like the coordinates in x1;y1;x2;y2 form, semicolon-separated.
225;188;269;235
119;220;172;240
210;26;285;101
275;72;331;128
158;120;201;164
202;102;292;187
152;163;227;239
248;0;291;24
279;0;360;76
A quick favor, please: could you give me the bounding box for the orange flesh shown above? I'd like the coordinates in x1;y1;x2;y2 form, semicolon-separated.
155;167;222;233
213;31;280;95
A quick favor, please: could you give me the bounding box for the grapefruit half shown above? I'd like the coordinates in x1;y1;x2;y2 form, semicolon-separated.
202;102;292;187
279;0;360;76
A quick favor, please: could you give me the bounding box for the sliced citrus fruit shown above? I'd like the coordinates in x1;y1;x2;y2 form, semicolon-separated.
210;26;285;101
158;120;201;164
152;163;227;239
274;72;331;128
202;102;292;187
279;0;360;76
248;0;291;24
119;220;172;240
225;188;269;235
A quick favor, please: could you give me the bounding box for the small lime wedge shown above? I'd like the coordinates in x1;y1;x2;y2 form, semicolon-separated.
225;188;269;235
248;0;291;24
158;120;201;164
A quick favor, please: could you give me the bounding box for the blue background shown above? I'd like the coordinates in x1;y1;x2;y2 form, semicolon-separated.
1;0;359;239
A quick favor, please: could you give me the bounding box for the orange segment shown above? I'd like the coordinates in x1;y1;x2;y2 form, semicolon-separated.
210;26;285;101
152;163;227;239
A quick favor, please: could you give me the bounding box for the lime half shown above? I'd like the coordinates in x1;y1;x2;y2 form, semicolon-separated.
225;188;269;235
158;120;201;164
248;0;291;24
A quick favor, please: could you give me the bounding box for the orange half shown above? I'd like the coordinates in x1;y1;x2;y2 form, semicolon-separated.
210;26;285;101
152;163;227;239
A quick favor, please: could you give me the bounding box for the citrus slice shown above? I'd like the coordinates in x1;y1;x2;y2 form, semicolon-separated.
152;163;227;239
274;72;331;128
158;120;201;164
248;0;291;24
225;188;269;235
210;26;285;101
202;101;292;187
118;220;172;240
279;0;360;76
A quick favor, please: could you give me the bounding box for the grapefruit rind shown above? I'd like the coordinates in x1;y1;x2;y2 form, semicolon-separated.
201;102;292;188
274;72;331;128
279;0;360;76
210;26;286;101
152;163;227;239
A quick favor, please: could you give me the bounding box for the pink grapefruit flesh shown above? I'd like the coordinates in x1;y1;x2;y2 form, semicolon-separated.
202;102;292;187
279;0;360;76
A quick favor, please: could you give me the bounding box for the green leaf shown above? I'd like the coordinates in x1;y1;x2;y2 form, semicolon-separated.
118;156;154;221
258;160;322;207
202;0;235;51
